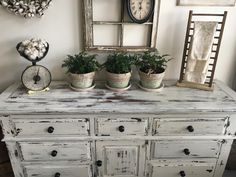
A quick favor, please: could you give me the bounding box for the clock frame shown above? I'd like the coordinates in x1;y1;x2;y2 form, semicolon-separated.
21;65;52;91
126;0;155;24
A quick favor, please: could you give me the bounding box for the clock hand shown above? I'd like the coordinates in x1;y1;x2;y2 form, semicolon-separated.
34;68;41;84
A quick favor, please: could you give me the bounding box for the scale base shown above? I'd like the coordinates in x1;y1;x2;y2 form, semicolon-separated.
28;87;50;95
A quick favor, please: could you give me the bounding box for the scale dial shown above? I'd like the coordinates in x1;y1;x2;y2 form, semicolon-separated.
21;65;51;91
127;0;155;24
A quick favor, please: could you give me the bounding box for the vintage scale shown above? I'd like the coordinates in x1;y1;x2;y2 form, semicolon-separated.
16;40;52;93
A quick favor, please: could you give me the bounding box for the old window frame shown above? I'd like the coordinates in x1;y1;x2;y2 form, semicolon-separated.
82;0;160;52
177;0;236;6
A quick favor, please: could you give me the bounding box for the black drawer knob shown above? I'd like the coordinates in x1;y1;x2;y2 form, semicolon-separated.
179;171;186;177
48;126;54;134
51;150;58;157
187;126;194;132
96;160;102;167
55;172;60;177
118;126;125;132
183;148;190;155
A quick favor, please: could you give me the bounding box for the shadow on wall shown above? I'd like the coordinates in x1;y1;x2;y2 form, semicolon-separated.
0;39;26;93
158;10;188;80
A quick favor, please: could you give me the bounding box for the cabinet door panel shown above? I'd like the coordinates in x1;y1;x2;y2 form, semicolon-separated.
96;141;146;177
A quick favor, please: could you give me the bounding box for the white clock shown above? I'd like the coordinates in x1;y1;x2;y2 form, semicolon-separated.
127;0;155;24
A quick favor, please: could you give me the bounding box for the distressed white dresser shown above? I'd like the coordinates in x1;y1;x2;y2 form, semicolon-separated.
1;81;236;177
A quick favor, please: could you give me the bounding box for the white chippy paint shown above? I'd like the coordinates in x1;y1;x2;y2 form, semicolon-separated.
24;164;91;177
96;118;148;136
0;81;236;114
2;135;236;142
152;140;221;159
214;140;234;177
19;142;91;162
1;81;236;177
149;159;217;177
153;117;228;135
14;118;89;136
96;141;146;177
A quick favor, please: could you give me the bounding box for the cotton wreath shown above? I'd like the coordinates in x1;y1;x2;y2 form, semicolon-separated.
0;0;52;18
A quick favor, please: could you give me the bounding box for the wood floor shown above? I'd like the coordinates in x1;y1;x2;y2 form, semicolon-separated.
224;171;236;177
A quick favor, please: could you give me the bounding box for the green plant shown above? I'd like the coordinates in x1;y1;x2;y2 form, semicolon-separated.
136;50;172;74
104;53;135;74
62;52;101;74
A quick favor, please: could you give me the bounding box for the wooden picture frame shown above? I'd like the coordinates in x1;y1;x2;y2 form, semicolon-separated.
82;0;161;52
177;0;236;6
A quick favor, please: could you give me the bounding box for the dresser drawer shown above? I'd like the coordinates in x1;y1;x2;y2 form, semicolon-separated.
19;142;90;162
96;118;148;136
14;119;89;136
150;160;215;177
24;165;91;177
153;117;228;135
152;140;221;159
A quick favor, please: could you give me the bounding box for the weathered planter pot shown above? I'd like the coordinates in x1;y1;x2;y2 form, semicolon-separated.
69;72;95;89
106;71;131;88
139;70;165;89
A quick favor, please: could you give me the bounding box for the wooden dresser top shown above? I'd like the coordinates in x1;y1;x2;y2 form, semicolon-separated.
0;81;236;114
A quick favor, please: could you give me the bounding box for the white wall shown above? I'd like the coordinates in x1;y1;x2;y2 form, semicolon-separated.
0;0;236;92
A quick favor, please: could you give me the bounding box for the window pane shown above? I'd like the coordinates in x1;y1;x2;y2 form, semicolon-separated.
93;0;121;21
93;25;120;46
123;25;152;46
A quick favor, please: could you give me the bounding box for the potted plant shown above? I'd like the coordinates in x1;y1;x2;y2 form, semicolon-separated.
136;50;172;89
62;52;101;89
104;53;135;89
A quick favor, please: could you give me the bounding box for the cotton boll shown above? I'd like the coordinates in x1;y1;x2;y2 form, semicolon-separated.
38;44;44;49
29;54;37;60
18;8;24;14
32;42;38;47
41;48;46;53
18;46;24;52
24;49;30;56
22;40;30;46
38;52;44;58
1;1;8;7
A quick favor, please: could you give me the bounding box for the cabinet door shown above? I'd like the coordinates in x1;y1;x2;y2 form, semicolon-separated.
96;141;146;177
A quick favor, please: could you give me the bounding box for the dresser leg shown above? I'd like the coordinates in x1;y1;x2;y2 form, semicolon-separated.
214;140;233;177
5;142;24;177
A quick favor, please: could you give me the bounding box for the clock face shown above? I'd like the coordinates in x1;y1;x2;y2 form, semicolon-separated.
21;65;51;91
127;0;155;24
